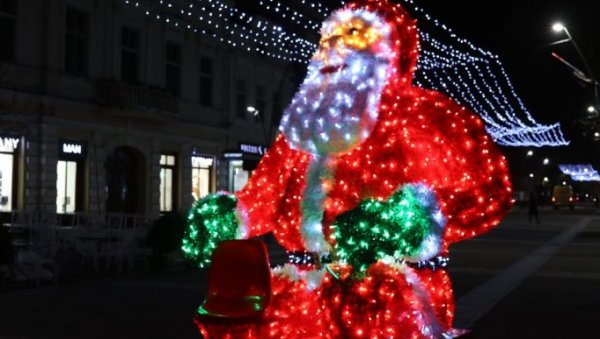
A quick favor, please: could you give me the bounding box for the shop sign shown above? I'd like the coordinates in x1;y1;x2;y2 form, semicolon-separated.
223;151;243;159
0;136;20;153
192;156;214;167
59;139;87;159
239;143;267;155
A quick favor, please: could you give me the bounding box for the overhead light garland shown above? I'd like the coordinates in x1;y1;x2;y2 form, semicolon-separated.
256;0;322;31
394;0;569;146
122;0;316;62
119;0;570;148
559;164;600;182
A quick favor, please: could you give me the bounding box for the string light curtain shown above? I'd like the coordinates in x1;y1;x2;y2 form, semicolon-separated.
121;0;570;147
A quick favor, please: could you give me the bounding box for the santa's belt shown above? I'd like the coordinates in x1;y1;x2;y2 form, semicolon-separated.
286;251;449;271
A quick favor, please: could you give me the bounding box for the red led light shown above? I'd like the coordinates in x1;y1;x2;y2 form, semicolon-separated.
198;0;512;337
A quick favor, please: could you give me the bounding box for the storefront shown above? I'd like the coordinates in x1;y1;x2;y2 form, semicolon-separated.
0;134;21;212
56;139;87;214
191;153;215;200
223;142;266;192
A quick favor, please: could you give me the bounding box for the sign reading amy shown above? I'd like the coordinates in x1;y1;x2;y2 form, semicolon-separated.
239;143;267;156
59;139;87;160
0;135;20;153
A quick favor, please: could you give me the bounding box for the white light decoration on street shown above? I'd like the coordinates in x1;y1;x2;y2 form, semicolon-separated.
121;0;317;62
529;173;534;178
527;150;534;156
256;0;322;31
543;177;549;182
587;105;596;113
543;158;549;165
396;0;568;147
122;0;568;147
559;164;600;182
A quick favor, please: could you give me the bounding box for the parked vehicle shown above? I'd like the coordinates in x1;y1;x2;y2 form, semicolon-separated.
552;185;574;210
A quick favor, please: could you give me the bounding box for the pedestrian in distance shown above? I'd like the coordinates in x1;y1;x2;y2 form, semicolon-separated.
528;192;540;223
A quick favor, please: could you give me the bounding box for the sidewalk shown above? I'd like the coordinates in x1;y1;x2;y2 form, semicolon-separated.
0;241;288;339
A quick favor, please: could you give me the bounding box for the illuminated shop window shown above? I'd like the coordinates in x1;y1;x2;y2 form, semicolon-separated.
229;160;248;192
56;160;77;213
0;153;13;211
0;136;19;212
191;156;214;200
160;154;176;212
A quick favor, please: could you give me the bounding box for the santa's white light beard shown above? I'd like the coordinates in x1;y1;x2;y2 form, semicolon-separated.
280;49;391;253
280;51;389;156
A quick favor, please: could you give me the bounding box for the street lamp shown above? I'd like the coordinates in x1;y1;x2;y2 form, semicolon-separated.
527;150;534;157
552;22;599;109
543;158;550;165
247;106;270;146
246;106;259;116
552;22;565;33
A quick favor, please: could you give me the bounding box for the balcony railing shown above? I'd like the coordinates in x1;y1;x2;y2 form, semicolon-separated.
97;81;178;113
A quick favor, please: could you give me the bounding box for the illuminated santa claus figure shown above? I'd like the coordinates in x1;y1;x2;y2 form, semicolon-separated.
183;0;512;337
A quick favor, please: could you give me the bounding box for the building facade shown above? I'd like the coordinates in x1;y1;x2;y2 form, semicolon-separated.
0;0;296;221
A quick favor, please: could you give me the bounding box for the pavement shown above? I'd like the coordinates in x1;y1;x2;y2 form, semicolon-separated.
0;206;599;338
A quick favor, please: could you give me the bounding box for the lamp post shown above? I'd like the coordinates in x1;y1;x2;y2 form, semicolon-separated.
552;22;599;110
247;106;270;146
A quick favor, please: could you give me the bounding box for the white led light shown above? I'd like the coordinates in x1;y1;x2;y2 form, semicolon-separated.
124;0;567;147
559;164;600;182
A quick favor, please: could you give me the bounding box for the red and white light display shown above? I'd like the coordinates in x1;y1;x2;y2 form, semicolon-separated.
193;0;512;337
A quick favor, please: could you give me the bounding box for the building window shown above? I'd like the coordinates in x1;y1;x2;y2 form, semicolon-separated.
191;156;214;200
160;154;176;212
272;92;283;125
0;135;19;212
255;85;266;120
165;42;181;95
121;26;140;84
0;0;16;62
56;161;77;213
236;79;247;119
254;85;267;124
64;6;89;75
199;56;213;107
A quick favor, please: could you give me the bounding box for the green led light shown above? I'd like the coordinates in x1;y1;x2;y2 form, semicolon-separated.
333;185;436;275
181;194;239;268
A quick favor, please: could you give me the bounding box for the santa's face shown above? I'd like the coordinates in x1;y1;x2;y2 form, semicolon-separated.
280;9;393;156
